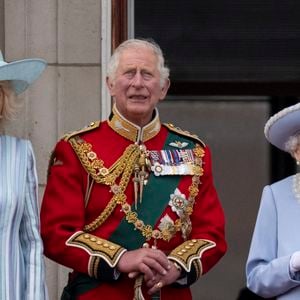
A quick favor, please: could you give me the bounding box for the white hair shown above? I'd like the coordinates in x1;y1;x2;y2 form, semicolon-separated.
106;38;170;87
284;133;300;156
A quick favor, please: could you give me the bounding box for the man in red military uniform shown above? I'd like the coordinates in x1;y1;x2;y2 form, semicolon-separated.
41;38;227;300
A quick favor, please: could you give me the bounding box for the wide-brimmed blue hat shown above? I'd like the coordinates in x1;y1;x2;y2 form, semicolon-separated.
0;51;47;95
264;102;300;151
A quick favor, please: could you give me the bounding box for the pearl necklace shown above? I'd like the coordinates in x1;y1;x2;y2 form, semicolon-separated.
293;173;300;202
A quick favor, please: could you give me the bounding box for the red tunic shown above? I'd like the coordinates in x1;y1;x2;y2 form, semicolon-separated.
41;110;226;300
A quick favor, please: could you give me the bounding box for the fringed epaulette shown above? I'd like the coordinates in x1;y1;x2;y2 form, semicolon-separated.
163;123;206;148
62;120;101;141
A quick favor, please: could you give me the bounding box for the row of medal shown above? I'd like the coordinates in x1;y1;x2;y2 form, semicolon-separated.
148;149;196;176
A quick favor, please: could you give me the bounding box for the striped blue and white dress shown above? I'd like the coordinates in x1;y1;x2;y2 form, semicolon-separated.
0;135;47;299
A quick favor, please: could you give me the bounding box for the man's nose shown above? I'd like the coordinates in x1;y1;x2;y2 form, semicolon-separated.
131;72;144;87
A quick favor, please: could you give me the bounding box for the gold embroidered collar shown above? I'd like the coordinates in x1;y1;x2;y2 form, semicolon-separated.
108;105;161;142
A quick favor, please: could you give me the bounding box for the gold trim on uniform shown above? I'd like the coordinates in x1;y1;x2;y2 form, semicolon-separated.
47;121;101;177
69;137;138;185
163;123;206;148
192;259;202;278
64;111;206;241
72;142;141;232
63;121;100;141
66;231;126;268
88;256;101;278
68;138;205;238
168;239;216;273
108;104;161;142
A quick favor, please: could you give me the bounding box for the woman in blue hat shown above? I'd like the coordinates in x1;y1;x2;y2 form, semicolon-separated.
0;52;48;300
246;103;300;299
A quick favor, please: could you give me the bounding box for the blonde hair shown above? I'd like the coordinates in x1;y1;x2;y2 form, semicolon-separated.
0;81;19;120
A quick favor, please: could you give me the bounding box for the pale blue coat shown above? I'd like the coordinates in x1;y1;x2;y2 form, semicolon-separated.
246;175;300;299
0;136;47;299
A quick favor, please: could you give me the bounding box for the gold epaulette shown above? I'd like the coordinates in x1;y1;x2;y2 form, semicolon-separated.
62;121;101;141
168;239;215;275
163;123;206;147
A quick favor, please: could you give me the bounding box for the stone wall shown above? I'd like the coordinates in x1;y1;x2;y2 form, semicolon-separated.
2;1;103;299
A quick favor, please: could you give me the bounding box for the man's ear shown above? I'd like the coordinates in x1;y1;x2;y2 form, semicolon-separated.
106;76;115;96
159;79;170;101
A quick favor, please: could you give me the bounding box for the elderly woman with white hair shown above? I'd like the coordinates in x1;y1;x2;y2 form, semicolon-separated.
246;103;300;300
0;52;48;300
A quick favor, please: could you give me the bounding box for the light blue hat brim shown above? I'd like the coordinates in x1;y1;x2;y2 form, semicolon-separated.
0;58;47;95
264;103;300;151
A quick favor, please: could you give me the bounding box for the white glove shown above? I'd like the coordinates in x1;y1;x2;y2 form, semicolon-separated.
290;251;300;273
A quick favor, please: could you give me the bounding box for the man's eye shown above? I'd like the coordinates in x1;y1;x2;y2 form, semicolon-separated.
143;72;152;79
124;71;135;77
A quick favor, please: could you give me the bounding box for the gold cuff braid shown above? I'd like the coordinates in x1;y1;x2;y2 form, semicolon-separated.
66;231;126;267
168;239;216;273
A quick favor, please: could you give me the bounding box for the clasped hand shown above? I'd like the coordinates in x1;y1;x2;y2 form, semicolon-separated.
117;248;181;295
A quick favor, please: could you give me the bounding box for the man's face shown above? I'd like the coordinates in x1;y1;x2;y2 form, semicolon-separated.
107;46;170;127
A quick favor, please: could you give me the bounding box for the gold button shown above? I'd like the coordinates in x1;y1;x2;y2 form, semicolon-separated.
84;234;90;239
90;237;96;242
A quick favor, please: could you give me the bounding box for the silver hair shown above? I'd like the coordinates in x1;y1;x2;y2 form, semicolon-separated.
284;133;300;156
106;38;170;87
